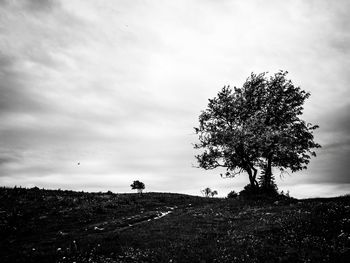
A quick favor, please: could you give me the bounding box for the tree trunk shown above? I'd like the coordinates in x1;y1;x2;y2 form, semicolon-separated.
263;154;273;189
252;167;259;187
246;167;259;188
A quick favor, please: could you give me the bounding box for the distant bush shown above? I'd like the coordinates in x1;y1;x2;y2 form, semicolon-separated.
201;187;211;197
210;190;218;198
239;184;260;197
280;190;290;198
201;187;218;198
239;184;279;200
227;190;238;199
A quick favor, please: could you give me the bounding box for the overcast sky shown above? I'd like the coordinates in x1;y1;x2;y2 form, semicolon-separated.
0;0;349;198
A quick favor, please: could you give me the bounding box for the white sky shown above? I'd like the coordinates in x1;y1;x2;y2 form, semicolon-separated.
0;0;349;198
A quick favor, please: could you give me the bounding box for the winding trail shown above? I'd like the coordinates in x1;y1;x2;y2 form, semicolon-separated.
86;206;183;235
120;207;176;229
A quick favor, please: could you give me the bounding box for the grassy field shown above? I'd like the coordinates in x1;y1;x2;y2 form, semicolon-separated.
0;187;349;262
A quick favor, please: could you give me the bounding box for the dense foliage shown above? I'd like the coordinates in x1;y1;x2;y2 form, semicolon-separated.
130;180;145;194
194;71;321;191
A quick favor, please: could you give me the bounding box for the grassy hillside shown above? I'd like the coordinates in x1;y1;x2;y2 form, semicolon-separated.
0;187;349;262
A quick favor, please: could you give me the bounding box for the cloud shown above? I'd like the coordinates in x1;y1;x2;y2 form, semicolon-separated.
0;52;53;114
0;0;59;10
280;183;350;199
0;152;22;166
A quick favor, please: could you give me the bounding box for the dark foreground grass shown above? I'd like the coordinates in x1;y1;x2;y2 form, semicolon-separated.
0;187;349;262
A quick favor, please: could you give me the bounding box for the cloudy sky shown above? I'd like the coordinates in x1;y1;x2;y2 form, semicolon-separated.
0;0;349;198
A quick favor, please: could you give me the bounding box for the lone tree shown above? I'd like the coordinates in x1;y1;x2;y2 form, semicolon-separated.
130;180;145;195
194;71;320;193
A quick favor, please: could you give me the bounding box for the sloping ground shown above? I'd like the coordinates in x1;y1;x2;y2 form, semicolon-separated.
0;187;217;262
114;197;350;263
0;187;349;262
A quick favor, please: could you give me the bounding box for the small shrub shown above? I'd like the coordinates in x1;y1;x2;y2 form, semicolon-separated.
239;184;260;198
227;190;238;199
239;184;279;200
210;190;218;198
201;187;212;197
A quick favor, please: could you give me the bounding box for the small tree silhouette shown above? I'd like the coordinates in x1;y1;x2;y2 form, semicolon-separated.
210;190;218;198
201;187;212;197
130;180;145;195
201;187;218;198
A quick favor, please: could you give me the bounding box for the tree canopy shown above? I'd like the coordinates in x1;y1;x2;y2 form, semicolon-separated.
130;180;145;194
194;71;321;192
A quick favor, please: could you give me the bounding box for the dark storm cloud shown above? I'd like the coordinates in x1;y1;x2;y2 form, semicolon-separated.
0;53;52;114
0;0;59;11
322;103;350;135
23;0;59;12
311;102;350;184
0;154;21;166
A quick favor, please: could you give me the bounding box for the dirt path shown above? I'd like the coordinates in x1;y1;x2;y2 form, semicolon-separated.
86;206;181;234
